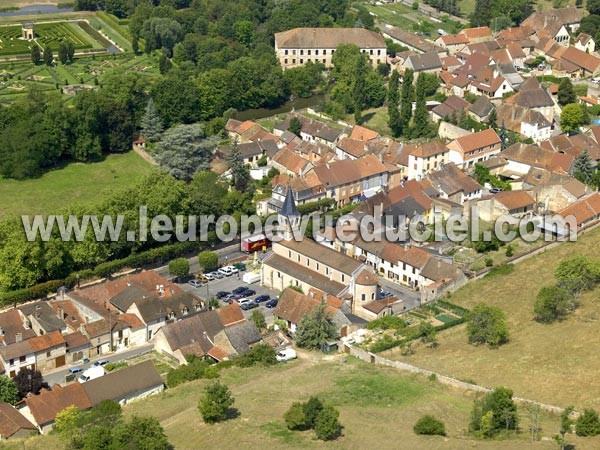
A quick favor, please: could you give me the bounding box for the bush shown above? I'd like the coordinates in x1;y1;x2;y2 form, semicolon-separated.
166;358;219;387
198;250;219;271
284;402;307;430
576;409;600;436
198;382;235;424
484;258;493;267
314;405;342;441
414;415;446;436
505;245;513;257
469;387;518;437
533;285;575;323
303;397;324;428
168;258;190;279
104;361;127;372
233;344;277;368
366;315;405;330
467;304;509;348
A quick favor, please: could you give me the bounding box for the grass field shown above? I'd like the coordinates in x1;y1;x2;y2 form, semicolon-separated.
383;225;600;410
117;354;596;450
0;151;153;220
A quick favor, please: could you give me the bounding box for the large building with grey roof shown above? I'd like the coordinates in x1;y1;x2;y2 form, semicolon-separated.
274;27;386;70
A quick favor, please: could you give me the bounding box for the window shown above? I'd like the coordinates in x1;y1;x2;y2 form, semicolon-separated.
284;59;288;64
306;258;310;266
371;292;375;300
316;263;320;271
325;267;329;275
292;59;296;64
378;49;381;55
292;49;296;55
9;359;14;366
46;351;51;357
315;49;319;55
308;49;311;55
370;49;373;55
341;274;345;282
288;250;291;258
361;293;366;301
300;49;304;55
300;59;303;64
19;356;26;363
297;254;300;262
323;59;326;64
285;49;288;55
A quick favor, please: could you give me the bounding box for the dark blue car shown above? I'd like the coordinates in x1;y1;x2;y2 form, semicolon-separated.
265;299;278;308
254;295;270;303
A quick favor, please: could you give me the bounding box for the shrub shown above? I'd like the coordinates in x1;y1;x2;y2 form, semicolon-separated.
168;258;190;279
533;285;575;323
198;382;235;424
303;397;324;428
467;304;509;348
576;409;600;436
484;258;493;267
284;402;307;430
198;251;219;271
414;415;446;436
505;245;513;257
469;387;518;437
233;344;277;368
314;405;342;441
166;358;218;387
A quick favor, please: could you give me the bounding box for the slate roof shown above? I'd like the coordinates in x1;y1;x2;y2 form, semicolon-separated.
420;258;464;283
428;163;482;196
469;96;494;118
159;311;223;355
407;52;442;71
82;361;163;405
275;28;385;49
278;238;362;276
224;322;262;354
19;301;65;333
381;25;443;53
280;185;300;218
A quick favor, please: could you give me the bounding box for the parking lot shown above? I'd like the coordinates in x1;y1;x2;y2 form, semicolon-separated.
179;271;280;322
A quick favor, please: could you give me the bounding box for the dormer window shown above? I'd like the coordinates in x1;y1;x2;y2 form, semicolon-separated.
168;312;175;320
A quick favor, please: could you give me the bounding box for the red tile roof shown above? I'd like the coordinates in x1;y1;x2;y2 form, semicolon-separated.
0;403;36;437
349;125;380;142
26;383;92;426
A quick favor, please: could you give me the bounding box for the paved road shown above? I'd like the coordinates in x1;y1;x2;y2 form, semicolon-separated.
45;343;154;386
178;273;280;323
154;243;245;280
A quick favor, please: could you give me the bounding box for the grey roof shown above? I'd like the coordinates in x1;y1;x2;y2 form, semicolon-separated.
19;301;65;333
82;360;163;405
407;52;442;71
135;292;204;323
420;258;464;283
224;322;262;354
280;186;300;218
316;125;343;142
385;197;427;219
469;96;494;118
159;310;223;354
110;285;150;312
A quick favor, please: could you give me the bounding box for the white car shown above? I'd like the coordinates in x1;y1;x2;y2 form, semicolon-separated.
276;348;297;362
592;77;600;84
236;297;253;306
204;273;215;281
218;267;233;277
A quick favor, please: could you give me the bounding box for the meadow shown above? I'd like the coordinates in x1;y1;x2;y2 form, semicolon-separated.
383;225;600;410
0;151;153;220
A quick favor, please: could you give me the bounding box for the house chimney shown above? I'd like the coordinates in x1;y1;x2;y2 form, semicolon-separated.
60;307;65;320
15;333;22;343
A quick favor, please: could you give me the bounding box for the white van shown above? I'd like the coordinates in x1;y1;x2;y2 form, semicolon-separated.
276;348;297;362
218;267;233;277
78;365;105;383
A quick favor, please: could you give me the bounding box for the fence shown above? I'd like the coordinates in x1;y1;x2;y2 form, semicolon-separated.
347;345;569;415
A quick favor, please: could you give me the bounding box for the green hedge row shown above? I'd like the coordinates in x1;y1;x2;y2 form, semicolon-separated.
0;240;208;307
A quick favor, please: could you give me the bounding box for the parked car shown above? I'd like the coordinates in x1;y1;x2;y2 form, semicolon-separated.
379;290;391;298
188;280;202;288
204;273;215;281
276;348;297;362
78;366;105;383
234;262;246;271
236;298;253;306
218;267;233;277
489;187;503;194
196;275;208;283
216;291;230;299
241;288;256;297
93;359;110;367
69;367;84;374
232;286;248;295
254;295;270;303
265;299;278;308
240;301;259;311
213;271;224;279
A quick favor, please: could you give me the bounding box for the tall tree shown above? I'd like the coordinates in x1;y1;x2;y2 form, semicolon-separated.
557;77;577;106
140;98;164;142
13;367;47;398
228;140;250;191
154;124;216;180
561;103;584;134
399;68;414;136
295;302;337;349
411;72;431;138
467;303;509;348
387;69;402;137
58;42;69;65
487;108;497;129
571;148;594;184
43;45;53;66
198;382;235;424
31;45;41;65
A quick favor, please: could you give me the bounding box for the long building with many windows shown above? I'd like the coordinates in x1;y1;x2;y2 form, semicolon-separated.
274;27;386;70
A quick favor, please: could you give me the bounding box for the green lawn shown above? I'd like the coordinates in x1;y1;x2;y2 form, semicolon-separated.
0;151;153;220
383;226;600;410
